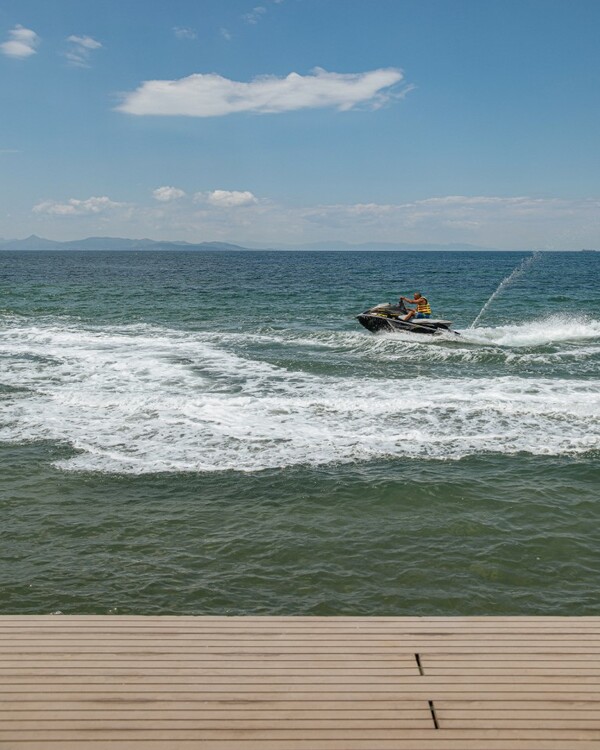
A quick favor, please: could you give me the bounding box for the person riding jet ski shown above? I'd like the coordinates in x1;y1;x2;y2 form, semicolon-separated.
400;292;431;322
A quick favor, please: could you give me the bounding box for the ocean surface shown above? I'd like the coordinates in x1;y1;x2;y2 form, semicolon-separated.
1;249;599;616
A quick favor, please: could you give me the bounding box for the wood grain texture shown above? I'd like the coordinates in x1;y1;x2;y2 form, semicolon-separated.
2;616;600;749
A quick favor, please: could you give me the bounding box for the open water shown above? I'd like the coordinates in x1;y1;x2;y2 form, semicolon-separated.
1;250;599;615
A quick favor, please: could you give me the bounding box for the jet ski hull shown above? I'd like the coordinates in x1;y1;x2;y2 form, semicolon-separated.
356;301;459;335
357;313;452;335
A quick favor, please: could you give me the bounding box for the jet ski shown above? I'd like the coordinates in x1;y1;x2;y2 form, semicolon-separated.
357;299;458;335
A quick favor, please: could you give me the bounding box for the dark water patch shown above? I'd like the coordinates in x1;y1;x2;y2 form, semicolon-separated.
1;443;599;615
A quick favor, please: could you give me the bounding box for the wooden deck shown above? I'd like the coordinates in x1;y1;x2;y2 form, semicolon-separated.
2;616;600;749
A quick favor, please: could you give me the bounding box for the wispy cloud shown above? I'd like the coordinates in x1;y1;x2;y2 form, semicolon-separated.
29;192;600;249
220;28;232;41
243;0;283;25
65;35;102;67
117;67;407;117
153;186;186;202
293;195;600;247
33;196;125;216
0;25;39;59
173;26;197;40
243;6;267;24
0;149;21;155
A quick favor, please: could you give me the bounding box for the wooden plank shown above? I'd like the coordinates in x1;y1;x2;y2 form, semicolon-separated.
10;743;600;750
424;654;600;660
5;655;599;665
4;634;599;643
433;700;600;709
0;700;426;711
0;718;435;730
0;675;593;690
4;626;600;635
0;631;432;636
0;709;431;720
0;657;415;664
6;623;575;630
4;636;595;644
434;700;600;725
8;646;600;655
21;624;580;630
440;719;600;729
5;674;600;685
0;670;600;693
0;668;420;677
425;666;600;680
3;728;600;739
0;654;417;663
424;657;600;663
5;689;600;701
5;700;593;712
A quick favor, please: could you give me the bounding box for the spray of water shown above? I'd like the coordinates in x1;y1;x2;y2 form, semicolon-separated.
470;252;541;328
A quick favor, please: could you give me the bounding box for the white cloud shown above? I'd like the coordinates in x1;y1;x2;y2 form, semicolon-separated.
27;192;600;250
117;67;407;117
1;25;39;59
243;6;267;24
65;35;102;67
153;186;186;202
297;195;600;247
173;26;197;40
199;190;258;208
243;1;283;25
33;196;125;216
220;27;232;41
67;34;102;50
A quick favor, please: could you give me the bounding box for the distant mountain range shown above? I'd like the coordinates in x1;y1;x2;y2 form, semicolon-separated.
0;234;496;252
0;235;249;252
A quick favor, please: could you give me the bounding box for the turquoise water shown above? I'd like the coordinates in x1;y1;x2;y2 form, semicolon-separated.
1;250;599;615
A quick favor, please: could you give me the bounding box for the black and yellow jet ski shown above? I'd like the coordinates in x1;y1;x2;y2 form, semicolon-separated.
357;299;458;335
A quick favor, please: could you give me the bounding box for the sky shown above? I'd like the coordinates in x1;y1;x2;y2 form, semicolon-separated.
1;0;599;249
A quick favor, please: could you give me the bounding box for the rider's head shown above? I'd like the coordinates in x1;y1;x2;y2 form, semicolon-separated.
414;292;422;299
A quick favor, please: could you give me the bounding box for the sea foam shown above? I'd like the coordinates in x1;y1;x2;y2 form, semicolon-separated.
462;315;600;348
1;318;599;473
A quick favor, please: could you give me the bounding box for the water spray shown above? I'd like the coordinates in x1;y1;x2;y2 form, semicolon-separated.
469;252;542;329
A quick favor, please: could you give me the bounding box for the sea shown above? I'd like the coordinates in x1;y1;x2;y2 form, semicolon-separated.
1;249;599;616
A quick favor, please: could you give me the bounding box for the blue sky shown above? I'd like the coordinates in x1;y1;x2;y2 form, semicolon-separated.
1;0;599;248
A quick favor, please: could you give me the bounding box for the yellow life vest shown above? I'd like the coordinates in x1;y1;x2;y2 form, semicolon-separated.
417;297;431;314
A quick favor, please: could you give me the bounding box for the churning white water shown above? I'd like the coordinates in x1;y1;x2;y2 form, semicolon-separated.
0;318;598;473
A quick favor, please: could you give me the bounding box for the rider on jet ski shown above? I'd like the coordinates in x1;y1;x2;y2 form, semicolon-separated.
400;292;431;322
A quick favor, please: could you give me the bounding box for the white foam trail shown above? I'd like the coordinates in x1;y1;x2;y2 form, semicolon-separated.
470;252;541;328
1;319;599;473
462;315;600;348
259;318;600;368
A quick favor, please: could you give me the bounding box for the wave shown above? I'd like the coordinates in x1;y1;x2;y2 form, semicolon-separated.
461;315;600;348
254;314;600;348
1;318;599;473
246;317;600;369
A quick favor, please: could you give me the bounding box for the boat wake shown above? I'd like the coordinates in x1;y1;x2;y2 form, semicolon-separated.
1;316;599;474
460;315;600;348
